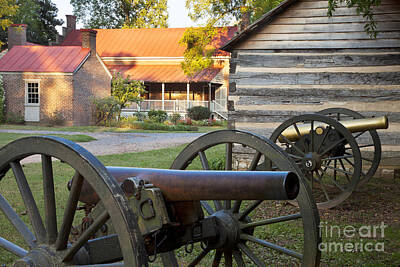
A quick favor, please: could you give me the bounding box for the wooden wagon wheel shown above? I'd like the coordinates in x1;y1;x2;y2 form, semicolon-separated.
169;130;320;267
270;114;362;209
318;108;382;187
0;136;147;266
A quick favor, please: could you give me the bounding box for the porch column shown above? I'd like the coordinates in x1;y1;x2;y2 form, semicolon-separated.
162;83;165;110
208;83;212;109
187;83;190;109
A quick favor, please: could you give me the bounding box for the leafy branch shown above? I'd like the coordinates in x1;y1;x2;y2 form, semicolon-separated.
327;0;381;38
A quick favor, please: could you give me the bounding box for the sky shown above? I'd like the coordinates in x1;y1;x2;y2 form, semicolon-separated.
52;0;198;33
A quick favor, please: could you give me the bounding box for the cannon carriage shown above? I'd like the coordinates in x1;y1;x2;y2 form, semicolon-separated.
0;131;321;266
270;108;389;209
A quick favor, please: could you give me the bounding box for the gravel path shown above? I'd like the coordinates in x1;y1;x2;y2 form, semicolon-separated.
0;129;205;163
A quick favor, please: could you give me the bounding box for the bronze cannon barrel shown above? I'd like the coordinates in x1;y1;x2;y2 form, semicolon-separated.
76;167;300;204
279;115;389;142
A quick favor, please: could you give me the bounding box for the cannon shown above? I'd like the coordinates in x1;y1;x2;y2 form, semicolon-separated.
0;131;321;266
270;108;389;209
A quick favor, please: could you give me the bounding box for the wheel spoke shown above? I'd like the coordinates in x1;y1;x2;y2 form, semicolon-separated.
187;248;210;267
56;172;84;250
319;170;345;192
240;233;303;260
279;134;305;156
248;151;262;171
42;155;58;244
201;200;214;215
241;213;301;230
198;151;210;170
334;159;337;181
239;200;262;221
233;250;246;267
63;210;110;262
224;251;233;267
357;144;374;149
361;157;374;163
225;143;232;170
320;137;346;156
338;159;351;183
314;172;330;201
316;127;331;153
225;200;231;210
321;154;354;161
0;194;36;248
310;120;314;152
0;236;28;257
353;131;366;139
214;200;223;211
212;250;222;267
293;122;301;137
238;243;264;267
321;164;353;176
232;200;242;213
10;161;47;244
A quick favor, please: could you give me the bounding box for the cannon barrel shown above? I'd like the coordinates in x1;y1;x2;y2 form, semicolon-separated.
76;167;300;204
279;115;388;142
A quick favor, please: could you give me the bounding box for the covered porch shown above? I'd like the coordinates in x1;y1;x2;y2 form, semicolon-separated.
107;64;228;117
128;82;218;112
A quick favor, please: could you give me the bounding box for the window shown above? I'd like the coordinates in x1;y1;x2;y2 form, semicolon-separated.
26;82;39;104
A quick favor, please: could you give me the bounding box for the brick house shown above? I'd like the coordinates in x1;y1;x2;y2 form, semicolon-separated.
60;19;236;118
0;24;111;125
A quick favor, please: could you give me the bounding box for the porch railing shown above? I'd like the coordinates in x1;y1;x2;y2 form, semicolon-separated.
123;100;209;113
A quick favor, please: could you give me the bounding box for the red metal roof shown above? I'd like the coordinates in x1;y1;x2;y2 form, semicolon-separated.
61;27;237;58
107;64;222;83
0;46;90;72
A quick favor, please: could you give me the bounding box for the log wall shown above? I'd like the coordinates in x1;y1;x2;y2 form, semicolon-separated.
228;0;400;163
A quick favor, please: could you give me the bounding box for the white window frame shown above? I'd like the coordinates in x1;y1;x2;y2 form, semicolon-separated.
24;79;40;107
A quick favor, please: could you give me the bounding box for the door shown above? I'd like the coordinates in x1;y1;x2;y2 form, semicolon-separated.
25;81;40;122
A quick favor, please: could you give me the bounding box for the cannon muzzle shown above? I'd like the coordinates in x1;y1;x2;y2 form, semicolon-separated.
75;167;299;204
279;115;388;142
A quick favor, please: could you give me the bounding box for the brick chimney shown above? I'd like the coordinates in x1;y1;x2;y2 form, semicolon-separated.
8;24;27;50
66;15;76;34
80;29;97;56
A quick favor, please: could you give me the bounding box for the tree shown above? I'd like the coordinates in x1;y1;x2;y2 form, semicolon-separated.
181;0;381;76
180;0;282;76
179;25;217;77
70;0;168;29
0;0;18;46
29;0;63;44
0;0;62;46
111;72;146;118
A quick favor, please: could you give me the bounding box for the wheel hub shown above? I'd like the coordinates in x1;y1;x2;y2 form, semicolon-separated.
301;152;322;171
13;246;56;267
209;210;240;249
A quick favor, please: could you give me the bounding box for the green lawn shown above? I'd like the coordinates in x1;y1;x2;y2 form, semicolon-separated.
0;143;399;266
0;124;226;133
0;132;96;147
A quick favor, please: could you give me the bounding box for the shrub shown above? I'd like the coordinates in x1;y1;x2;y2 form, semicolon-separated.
134;112;147;122
92;97;120;126
122;121;198;131
187;106;211;120
148;109;167;123
5;111;24;124
47;110;65;126
170;113;181;125
119;116;138;128
209;155;225;170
